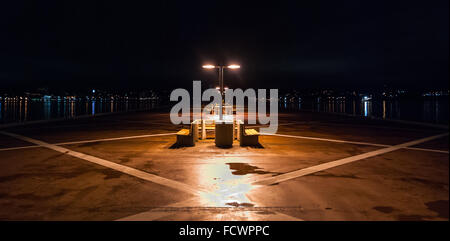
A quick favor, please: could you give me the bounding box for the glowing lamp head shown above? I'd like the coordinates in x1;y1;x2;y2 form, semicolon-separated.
227;64;240;69
202;65;216;69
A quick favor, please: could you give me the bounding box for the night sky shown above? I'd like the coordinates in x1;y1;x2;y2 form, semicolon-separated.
1;0;448;92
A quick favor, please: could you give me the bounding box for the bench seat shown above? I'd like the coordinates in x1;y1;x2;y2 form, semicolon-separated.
239;123;260;146
245;129;259;136
177;129;190;135
176;122;198;146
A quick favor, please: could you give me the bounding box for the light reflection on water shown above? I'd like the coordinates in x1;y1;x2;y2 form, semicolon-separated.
2;98;448;125
0;99;159;124
280;98;449;124
363;100;370;117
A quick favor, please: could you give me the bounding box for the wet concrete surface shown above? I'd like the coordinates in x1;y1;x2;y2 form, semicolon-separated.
0;148;192;220
0;110;448;220
0;134;36;148
412;137;449;151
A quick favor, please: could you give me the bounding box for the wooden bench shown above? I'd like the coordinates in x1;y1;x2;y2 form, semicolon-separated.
238;121;260;146
176;121;198;146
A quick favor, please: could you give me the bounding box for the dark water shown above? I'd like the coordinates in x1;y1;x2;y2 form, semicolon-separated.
280;97;449;125
1;97;448;125
0;99;160;124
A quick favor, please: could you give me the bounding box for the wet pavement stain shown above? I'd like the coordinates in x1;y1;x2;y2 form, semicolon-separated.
425;200;449;219
39;153;67;162
119;157;132;163
226;163;272;175
73;186;98;200
400;177;448;189
0;170;89;183
0;190;68;201
373;206;395;214
225;202;255;207
312;172;360;179
99;169;123;179
256;211;276;215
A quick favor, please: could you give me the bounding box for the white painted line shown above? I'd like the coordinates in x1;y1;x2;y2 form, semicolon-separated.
0;145;41;152
404;147;449;154
1;131;447;154
252;121;320;128
0;131;202;196
0;133;176;152
122;133;450;221
252;132;449;186
0;131;447;155
261;133;449;154
56;133;176;145
262;133;391;147
117;120;176;126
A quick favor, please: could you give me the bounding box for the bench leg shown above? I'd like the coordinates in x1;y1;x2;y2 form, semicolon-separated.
201;120;206;140
177;135;194;146
240;135;259;146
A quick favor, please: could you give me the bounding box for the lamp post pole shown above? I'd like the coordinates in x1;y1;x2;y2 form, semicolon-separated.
202;64;240;121
219;66;224;99
219;66;224;120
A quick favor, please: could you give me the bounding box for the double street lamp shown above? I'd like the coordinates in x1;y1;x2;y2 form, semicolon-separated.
202;64;240;97
202;64;240;120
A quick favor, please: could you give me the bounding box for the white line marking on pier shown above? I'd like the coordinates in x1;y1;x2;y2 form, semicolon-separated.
1;132;447;154
404;147;449;154
0;145;40;152
262;133;391;147
0;131;201;196
56;133;176;145
252;133;449;186
0;131;302;221
118;132;448;221
0;133;176;152
261;133;449;154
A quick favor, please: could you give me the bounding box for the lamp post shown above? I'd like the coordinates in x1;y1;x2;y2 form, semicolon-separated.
202;64;240;120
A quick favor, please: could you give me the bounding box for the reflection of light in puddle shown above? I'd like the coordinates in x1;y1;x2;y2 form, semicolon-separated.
197;161;256;207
